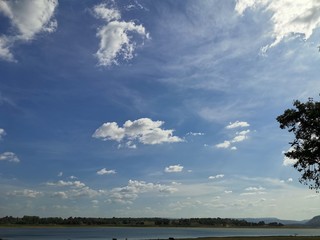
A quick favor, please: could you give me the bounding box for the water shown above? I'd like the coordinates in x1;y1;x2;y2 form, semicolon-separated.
1;227;320;240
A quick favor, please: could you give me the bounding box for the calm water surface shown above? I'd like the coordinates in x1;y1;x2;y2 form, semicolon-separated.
1;227;320;240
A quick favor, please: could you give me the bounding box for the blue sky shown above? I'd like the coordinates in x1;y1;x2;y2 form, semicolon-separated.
1;0;320;220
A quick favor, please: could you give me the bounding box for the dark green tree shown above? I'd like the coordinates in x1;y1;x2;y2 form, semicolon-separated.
277;97;320;190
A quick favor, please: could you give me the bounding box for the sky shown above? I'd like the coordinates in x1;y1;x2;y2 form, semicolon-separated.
1;0;320;221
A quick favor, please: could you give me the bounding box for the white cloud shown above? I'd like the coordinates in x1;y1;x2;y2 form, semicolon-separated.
241;186;267;196
186;132;205;136
47;180;100;199
215;140;231;149
165;164;184;173
245;186;266;191
282;147;298;166
108;180;177;204
0;152;20;163
0;0;58;61
235;0;320;53
93;118;183;147
224;190;233;194
93;3;150;66
7;189;42;198
46;180;86;188
57;172;63;177
0;37;14;61
231;130;250;143
226;121;250;129
0;128;6;140
51;191;68;199
97;168;116;175
209;174;225;180
216;124;250;150
287;178;293;182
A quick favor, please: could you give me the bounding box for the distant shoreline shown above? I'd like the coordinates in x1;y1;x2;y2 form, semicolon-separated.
0;224;312;229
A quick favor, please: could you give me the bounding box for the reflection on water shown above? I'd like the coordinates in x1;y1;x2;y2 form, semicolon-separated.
1;227;320;240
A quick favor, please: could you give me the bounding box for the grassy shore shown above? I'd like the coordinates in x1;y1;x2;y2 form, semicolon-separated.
179;237;320;240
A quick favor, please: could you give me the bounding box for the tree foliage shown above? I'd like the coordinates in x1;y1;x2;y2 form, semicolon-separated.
277;97;320;190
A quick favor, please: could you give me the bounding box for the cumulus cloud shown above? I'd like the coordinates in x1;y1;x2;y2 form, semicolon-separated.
108;180;177;204
93;3;150;66
97;168;116;175
47;180;100;199
0;152;20;163
231;130;250;143
7;189;42;198
165;164;184;173
46;180;86;188
216;122;250;150
209;174;224;180
93;118;183;147
226;121;250;129
282;147;298;166
215;140;231;149
0;0;58;61
235;0;320;53
51;191;68;199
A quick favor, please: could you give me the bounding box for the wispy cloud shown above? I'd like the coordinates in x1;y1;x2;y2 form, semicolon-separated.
165;164;184;173
235;0;320;53
0;152;20;163
209;174;224;180
0;128;6;140
93;2;150;66
7;189;43;198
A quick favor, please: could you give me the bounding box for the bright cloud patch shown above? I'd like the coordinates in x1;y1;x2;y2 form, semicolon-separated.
7;189;42;198
0;128;6;140
216;121;250;150
47;180;100;199
282;147;298;166
46;180;86;188
235;0;320;53
0;0;58;61
209;174;224;180
97;168;116;175
215;140;231;149
93;118;183;147
108;180;177;204
226;121;250;129
165;164;184;173
93;3;150;66
241;186;266;196
0;152;20;163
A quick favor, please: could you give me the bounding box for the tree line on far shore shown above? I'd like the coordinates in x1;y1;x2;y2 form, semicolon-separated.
0;216;284;227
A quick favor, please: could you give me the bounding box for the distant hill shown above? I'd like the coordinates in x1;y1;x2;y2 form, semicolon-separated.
240;217;308;226
306;215;320;226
